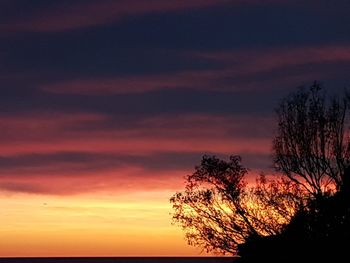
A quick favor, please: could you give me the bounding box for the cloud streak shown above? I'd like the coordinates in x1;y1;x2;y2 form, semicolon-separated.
0;167;188;195
197;45;350;76
0;112;273;155
41;45;350;95
0;0;236;33
0;112;273;194
1;0;298;34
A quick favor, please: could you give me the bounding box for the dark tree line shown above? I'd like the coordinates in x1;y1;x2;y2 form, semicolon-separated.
170;82;350;261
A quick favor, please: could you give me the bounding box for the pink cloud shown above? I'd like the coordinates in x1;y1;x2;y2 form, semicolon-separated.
0;162;265;195
0;167;188;195
197;45;350;75
0;136;271;157
0;112;106;128
0;112;273;156
0;161;264;195
0;112;108;142
0;112;274;195
41;70;222;94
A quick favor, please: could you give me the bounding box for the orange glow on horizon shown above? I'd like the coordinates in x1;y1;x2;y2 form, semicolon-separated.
0;112;272;256
0;190;205;256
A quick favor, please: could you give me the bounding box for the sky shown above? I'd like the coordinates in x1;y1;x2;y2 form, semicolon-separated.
1;0;350;257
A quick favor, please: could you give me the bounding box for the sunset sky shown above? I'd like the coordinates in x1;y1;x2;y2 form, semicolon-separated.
1;0;350;257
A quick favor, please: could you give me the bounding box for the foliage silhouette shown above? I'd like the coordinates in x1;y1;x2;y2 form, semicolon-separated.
171;82;350;260
238;175;350;262
273;82;350;196
170;156;303;254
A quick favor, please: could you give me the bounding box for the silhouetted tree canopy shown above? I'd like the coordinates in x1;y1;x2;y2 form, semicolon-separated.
171;82;350;260
170;156;250;254
170;156;303;254
273;82;350;196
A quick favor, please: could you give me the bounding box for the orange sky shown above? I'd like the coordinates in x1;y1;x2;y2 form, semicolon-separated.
0;190;203;256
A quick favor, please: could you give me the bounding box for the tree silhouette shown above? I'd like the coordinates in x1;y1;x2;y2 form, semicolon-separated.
170;155;251;254
171;82;350;259
170;156;303;255
273;82;350;196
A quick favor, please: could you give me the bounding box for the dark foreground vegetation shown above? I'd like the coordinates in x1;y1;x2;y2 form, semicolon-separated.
238;180;350;262
171;82;350;262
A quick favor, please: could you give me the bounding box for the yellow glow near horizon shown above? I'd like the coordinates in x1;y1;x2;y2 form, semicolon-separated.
0;190;203;256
